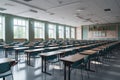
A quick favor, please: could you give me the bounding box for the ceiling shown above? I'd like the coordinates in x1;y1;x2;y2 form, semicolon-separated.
0;0;120;27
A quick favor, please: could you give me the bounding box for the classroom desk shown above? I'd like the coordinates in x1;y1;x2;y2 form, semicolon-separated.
25;48;45;65
0;45;4;48
34;45;44;48
24;47;59;65
41;42;112;78
14;47;29;61
45;47;59;50
0;58;16;66
40;48;75;75
60;54;86;80
39;43;106;75
48;44;58;47
3;46;18;58
91;48;104;51
40;51;62;75
80;50;98;71
60;45;73;49
80;50;97;55
74;44;80;47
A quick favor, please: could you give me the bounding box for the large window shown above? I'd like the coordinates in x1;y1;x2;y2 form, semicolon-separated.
13;18;28;39
48;24;56;39
58;25;64;39
71;28;75;39
34;21;45;39
0;16;4;39
66;27;70;38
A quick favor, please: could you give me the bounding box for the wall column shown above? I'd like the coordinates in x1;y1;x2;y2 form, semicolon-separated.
28;18;34;41
45;22;48;40
4;14;13;43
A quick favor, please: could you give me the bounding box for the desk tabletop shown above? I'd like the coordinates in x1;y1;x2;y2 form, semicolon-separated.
48;44;58;47
80;50;97;55
39;45;101;57
4;46;18;49
91;48;103;51
60;54;86;63
40;48;74;57
24;47;59;53
40;51;62;57
75;45;88;49
58;48;73;52
60;45;73;48
0;58;15;64
45;47;59;49
97;46;108;49
24;48;45;53
34;46;44;48
14;47;29;50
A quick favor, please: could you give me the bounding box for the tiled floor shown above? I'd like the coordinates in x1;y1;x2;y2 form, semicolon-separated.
0;48;120;80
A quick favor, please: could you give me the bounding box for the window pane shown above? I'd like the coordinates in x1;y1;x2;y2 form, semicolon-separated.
48;24;56;39
0;25;2;39
0;17;2;23
0;16;4;39
13;18;28;38
71;28;75;39
66;27;70;38
58;25;64;38
34;21;45;39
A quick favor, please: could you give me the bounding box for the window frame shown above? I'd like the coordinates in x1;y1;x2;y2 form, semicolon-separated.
0;15;4;39
13;18;28;39
48;24;56;39
65;27;70;39
58;25;64;39
34;21;45;39
71;27;75;39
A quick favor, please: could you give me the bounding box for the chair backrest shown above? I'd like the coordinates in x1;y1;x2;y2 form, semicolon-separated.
71;49;77;55
72;59;84;68
84;55;89;63
46;55;57;61
0;62;11;73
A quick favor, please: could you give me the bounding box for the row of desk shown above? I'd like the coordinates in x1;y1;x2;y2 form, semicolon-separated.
60;41;120;80
38;42;108;75
1;41;119;80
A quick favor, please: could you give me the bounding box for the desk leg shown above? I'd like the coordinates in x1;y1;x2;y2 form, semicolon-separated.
86;59;95;72
44;57;51;75
27;53;28;64
64;62;67;80
15;50;18;61
68;64;71;80
41;56;44;72
88;59;90;69
5;49;8;58
44;57;47;72
28;54;30;65
41;56;51;75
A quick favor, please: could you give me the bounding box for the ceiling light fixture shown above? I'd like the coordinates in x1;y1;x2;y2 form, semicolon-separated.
10;0;55;15
57;0;63;4
4;3;15;6
104;8;111;11
49;13;55;15
29;9;38;13
0;7;6;11
76;8;85;12
24;0;32;2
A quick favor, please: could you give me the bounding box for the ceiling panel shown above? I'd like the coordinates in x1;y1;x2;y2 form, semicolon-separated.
0;0;119;26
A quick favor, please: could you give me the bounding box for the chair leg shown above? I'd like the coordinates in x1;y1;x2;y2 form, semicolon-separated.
12;73;14;80
3;77;5;80
86;70;89;79
81;69;83;80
